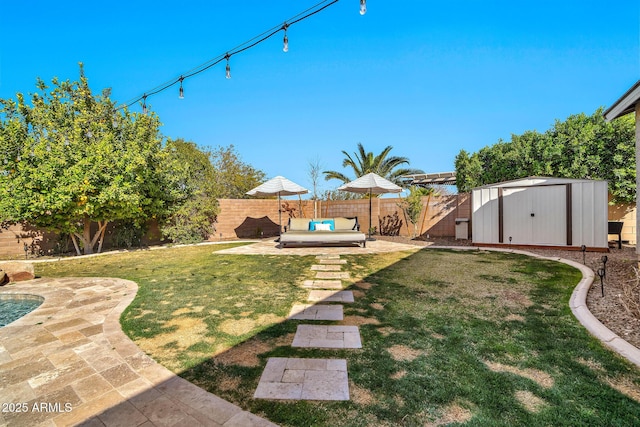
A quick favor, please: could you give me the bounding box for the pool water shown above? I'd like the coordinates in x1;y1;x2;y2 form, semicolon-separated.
0;294;44;327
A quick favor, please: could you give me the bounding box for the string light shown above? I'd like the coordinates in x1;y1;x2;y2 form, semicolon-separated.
179;77;184;99
283;23;289;52
225;54;231;79
117;0;369;112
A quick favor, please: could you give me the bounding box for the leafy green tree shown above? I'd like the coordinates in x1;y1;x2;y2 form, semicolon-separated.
0;65;167;254
454;108;635;202
323;143;423;189
160;138;219;244
209;145;265;199
454;150;483;193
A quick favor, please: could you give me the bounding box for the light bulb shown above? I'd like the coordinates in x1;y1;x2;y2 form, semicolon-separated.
360;0;366;15
283;25;289;52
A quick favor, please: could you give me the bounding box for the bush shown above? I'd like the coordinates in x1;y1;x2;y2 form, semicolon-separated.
161;197;218;244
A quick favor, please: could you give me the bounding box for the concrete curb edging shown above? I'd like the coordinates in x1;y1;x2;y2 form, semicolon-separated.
430;245;640;369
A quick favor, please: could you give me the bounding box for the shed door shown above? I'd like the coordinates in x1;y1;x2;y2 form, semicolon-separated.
502;186;567;245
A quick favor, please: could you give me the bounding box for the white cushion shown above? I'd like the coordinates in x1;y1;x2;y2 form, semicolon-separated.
314;223;332;231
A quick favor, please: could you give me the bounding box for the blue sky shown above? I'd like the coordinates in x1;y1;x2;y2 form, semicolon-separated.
1;1;638;196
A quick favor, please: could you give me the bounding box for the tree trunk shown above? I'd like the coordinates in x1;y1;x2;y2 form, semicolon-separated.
82;217;93;254
70;233;82;256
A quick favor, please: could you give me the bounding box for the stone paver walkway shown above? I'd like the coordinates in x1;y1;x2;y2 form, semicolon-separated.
315;271;350;280
253;358;349;401
288;304;343;321
0;278;275;427
307;290;354;303
292;325;362;349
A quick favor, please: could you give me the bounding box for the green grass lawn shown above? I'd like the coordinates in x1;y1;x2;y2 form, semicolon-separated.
36;244;640;426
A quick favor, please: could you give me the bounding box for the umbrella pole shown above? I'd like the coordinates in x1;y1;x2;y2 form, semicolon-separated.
367;189;376;241
278;193;282;236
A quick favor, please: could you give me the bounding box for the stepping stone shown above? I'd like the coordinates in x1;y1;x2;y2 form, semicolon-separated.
311;264;342;271
315;272;350;279
302;280;343;290
254;357;349;401
308;290;354;303
292;325;362;348
318;259;347;265
316;255;341;260
288;304;343;321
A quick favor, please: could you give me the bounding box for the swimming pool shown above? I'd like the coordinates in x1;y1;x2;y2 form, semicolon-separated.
0;294;44;327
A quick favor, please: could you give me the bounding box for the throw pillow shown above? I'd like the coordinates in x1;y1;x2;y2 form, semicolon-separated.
315;223;332;231
309;221;322;231
321;219;335;231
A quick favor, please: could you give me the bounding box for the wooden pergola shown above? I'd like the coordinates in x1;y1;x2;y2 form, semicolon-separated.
604;80;640;256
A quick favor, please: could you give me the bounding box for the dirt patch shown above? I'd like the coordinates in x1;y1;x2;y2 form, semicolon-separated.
370;303;384;310
352;290;366;298
502;290;533;308
219;318;255;336
349;381;375;405
505;314;525;322
217;375;242;392
218;313;283;336
214;333;294;367
390;370;406;379
426;402;473;426
240;311;253;317
355;281;373;289
484;361;554;389
137;317;210;359
605;376;640;403
431;332;445;339
515;390;547;413
234;302;245;308
576;357;604;372
134;309;155;319
209;309;221;315
344;315;381;326
388;345;423;362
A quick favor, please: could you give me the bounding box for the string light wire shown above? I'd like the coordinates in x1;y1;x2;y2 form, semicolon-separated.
116;0;346;110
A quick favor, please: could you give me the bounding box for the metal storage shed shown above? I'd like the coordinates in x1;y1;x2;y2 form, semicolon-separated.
472;177;608;250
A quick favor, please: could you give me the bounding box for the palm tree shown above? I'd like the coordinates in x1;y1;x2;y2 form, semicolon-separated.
323;143;423;187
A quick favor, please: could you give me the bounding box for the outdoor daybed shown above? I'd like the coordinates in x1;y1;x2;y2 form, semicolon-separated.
280;217;367;248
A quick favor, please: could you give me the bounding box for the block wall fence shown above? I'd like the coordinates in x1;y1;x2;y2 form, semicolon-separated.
1;193;635;258
0;194;471;257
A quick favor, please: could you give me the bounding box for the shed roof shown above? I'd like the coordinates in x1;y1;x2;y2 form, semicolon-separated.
604;80;640;121
473;176;607;190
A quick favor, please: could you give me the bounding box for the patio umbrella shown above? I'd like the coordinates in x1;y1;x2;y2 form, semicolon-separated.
246;176;308;234
338;172;402;240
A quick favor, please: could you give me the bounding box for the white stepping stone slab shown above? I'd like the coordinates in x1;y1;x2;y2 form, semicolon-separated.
315;271;350;279
302;280;343;290
318;259;347;265
311;264;342;271
292;325;362;348
316;255;341;260
308;290;354;303
254;357;349;400
288;304;343;320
